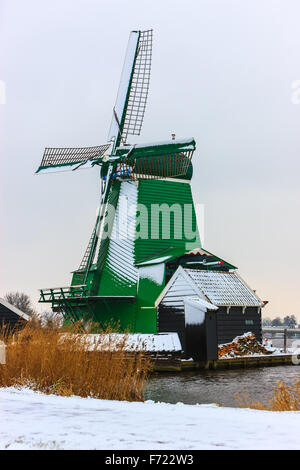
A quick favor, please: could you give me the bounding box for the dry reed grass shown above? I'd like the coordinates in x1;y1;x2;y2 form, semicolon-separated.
0;320;152;401
235;379;300;411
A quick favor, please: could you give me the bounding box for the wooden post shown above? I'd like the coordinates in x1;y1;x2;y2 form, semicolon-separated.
0;341;6;365
284;328;287;353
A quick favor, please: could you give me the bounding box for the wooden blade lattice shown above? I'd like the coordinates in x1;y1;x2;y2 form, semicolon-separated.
38;144;110;172
121;30;153;142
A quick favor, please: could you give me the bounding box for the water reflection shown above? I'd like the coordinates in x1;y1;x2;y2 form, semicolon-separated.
145;365;300;408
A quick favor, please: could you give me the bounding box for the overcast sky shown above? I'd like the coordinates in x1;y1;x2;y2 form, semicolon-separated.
1;0;300;320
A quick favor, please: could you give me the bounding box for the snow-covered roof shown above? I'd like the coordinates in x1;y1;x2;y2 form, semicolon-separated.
75;333;182;352
0;298;30;321
132;137;195;149
184;270;263;307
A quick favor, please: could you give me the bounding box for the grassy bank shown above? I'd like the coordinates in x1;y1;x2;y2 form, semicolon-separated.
0;322;152;401
235;379;300;411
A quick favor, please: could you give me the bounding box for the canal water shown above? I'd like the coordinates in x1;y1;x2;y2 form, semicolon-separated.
145;339;300;407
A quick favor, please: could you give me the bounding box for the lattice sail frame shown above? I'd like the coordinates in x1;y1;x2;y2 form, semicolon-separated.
36;144;111;174
121;30;153;142
108;30;153;145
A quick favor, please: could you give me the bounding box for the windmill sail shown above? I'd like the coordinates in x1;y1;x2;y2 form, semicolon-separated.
108;30;153;145
36;144;111;174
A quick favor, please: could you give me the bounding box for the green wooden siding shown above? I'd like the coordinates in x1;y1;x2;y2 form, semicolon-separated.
135;179;201;264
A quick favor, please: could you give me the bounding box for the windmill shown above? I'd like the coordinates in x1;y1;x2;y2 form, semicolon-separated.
37;29;206;332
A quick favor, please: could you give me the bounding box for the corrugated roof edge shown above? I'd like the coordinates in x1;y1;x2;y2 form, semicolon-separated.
154;265;203;307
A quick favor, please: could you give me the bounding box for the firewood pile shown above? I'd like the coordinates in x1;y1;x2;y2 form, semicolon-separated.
218;332;272;358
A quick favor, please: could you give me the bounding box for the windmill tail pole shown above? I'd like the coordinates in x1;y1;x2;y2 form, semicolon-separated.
284;328;287;353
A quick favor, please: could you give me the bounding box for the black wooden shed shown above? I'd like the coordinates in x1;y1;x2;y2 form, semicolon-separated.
0;297;30;330
155;267;264;360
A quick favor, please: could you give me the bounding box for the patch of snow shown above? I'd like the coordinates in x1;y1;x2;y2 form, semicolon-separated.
138;264;165;286
184;298;217;326
269;348;298;356
185;297;217;310
184;300;205;326
222;332;253;345
1;387;300;450
71;332;182;353
126;137;195;149
137;255;172;266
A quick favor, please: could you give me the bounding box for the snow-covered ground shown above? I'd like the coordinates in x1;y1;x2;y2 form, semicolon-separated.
1;387;300;450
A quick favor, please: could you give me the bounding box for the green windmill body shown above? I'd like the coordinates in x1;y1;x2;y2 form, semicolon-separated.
37;30;234;332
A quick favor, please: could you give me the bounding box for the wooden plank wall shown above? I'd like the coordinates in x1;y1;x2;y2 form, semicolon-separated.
158;304;262;350
216;306;262;344
157;305;186;353
0;303;27;331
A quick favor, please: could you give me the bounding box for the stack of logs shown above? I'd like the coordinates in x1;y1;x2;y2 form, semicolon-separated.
218;332;272;358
